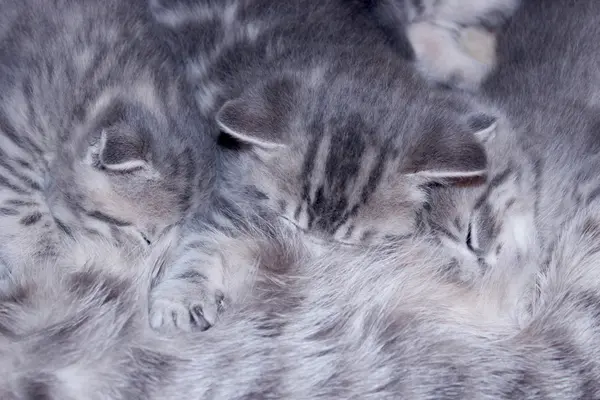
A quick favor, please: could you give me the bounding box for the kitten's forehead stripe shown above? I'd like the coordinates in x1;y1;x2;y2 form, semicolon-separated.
300;123;325;203
473;166;512;211
323;114;366;195
359;141;391;206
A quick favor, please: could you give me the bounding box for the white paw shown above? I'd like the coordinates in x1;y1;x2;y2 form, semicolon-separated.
458;26;496;66
408;21;495;90
149;277;225;333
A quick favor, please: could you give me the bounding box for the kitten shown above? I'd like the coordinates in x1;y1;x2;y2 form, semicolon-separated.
368;0;520;89
0;0;214;277
421;0;600;297
148;0;500;332
6;1;600;397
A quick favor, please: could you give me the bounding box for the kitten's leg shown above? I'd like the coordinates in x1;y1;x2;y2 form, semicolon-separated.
407;21;496;90
149;226;259;332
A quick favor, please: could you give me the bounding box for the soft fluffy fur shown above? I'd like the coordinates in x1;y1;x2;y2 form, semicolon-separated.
6;0;600;398
423;0;600;283
4;0;600;398
367;0;520;89
4;201;600;399
0;0;215;279
147;0;503;332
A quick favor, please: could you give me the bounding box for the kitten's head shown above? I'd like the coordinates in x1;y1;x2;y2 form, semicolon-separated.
56;81;214;246
216;69;496;246
424;118;537;282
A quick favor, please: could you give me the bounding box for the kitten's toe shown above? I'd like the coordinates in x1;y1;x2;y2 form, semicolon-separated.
149;278;224;333
189;292;224;331
149;298;193;332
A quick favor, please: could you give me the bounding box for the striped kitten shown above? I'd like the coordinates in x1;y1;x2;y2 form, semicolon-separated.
5;2;600;397
369;0;520;89
0;0;214;277
147;0;499;332
424;0;600;292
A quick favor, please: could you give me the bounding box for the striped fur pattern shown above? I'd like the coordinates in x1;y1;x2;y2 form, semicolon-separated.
6;1;600;397
421;113;539;286
367;0;520;89
147;0;502;332
14;1;600;395
0;0;215;278
4;205;600;399
421;0;600;287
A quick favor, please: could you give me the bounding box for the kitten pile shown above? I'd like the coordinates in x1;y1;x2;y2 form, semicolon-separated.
3;0;600;399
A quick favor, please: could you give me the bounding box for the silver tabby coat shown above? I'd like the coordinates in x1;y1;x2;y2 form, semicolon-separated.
148;0;499;332
4;0;600;399
0;0;215;280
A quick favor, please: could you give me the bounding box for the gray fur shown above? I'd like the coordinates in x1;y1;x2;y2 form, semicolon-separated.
5;1;600;398
422;0;600;285
147;0;501;332
0;0;215;278
367;0;521;89
3;204;600;399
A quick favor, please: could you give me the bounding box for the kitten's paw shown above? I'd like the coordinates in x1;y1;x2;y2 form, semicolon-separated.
149;277;225;332
458;26;496;66
407;21;495;90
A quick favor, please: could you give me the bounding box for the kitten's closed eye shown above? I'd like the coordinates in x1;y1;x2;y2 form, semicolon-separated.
466;220;482;254
466;221;475;251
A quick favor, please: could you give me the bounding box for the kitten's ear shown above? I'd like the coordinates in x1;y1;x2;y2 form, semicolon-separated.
404;115;497;179
216;78;298;149
95;128;150;172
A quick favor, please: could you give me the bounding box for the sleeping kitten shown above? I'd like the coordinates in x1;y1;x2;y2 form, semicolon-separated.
0;0;214;277
422;0;600;291
6;1;600;397
368;0;520;89
148;0;499;332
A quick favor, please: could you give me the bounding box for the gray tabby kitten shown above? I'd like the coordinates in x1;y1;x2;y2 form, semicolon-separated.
7;1;600;398
422;0;600;284
0;0;214;278
147;0;500;332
